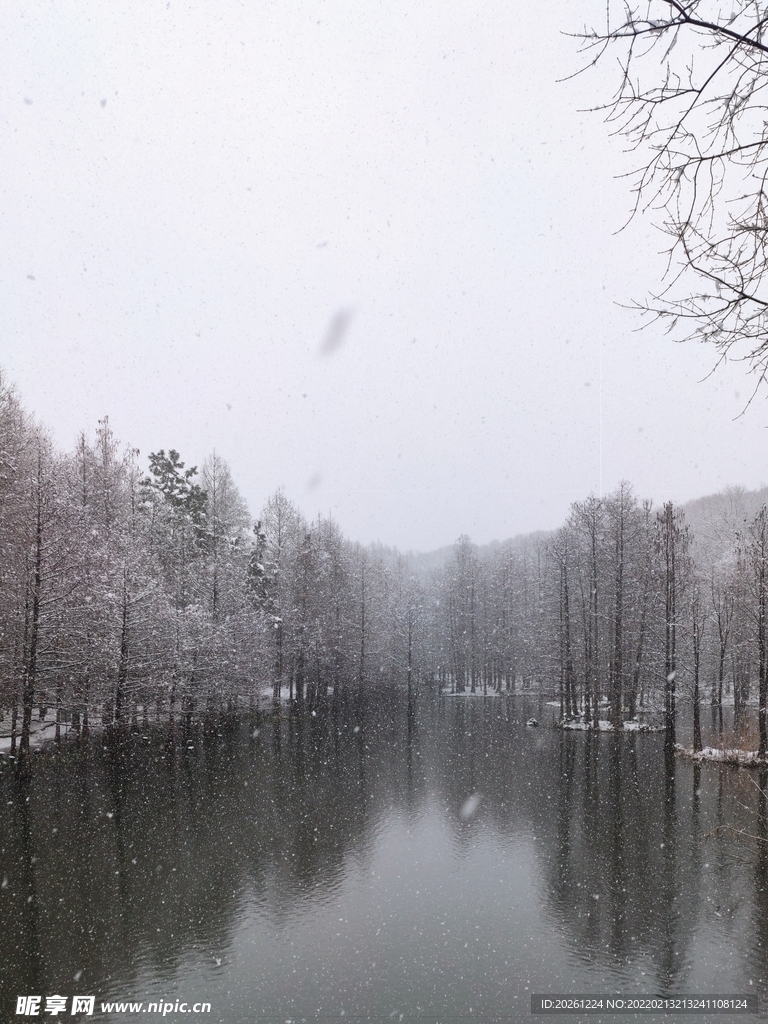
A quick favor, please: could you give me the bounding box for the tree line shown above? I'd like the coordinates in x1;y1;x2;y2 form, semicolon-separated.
2;372;768;757
0;374;429;756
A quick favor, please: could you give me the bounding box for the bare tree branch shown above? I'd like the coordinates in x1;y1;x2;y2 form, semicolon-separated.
577;2;768;378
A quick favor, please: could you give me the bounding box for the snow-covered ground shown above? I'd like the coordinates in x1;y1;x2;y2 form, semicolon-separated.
547;698;611;708
257;685;334;702
560;718;662;732
441;689;503;698
0;718;59;753
675;743;767;767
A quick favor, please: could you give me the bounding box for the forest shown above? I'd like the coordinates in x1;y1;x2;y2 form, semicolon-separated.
2;370;767;761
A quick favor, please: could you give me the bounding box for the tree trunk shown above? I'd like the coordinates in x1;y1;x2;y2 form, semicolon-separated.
20;456;44;758
114;576;130;727
692;610;702;754
611;512;624;731
757;513;768;760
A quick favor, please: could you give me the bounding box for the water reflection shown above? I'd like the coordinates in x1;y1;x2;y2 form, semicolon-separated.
0;691;767;1021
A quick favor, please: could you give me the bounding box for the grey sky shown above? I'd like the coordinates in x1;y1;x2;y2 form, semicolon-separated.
2;1;764;551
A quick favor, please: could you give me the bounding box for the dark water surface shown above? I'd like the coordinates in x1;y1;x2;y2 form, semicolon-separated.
1;691;767;1023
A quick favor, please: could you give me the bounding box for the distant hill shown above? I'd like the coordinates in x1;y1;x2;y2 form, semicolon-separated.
680;484;768;566
366;486;768;573
368;530;553;574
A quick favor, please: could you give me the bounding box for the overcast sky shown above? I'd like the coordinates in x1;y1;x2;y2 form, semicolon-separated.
2;1;765;551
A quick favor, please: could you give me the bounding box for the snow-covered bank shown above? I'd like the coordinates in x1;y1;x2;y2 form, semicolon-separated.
0;691;295;758
441;689;503;698
675;743;767;767
559;718;664;732
0;719;58;754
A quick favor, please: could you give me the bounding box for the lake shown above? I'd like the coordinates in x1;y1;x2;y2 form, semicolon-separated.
1;690;766;1023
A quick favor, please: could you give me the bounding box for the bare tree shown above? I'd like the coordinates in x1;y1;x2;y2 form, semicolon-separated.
745;506;768;756
578;2;768;391
657;501;691;748
552;526;578;720
690;582;707;753
571;496;605;727
710;566;735;734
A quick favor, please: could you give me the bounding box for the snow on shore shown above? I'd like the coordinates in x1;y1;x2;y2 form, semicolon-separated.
559;718;661;732
675;743;767;767
0;719;58;753
441;689;503;698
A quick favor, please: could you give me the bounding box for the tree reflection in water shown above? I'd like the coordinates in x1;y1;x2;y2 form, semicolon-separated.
0;691;766;1020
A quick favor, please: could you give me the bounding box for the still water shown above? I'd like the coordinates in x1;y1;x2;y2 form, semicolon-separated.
1;691;767;1023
